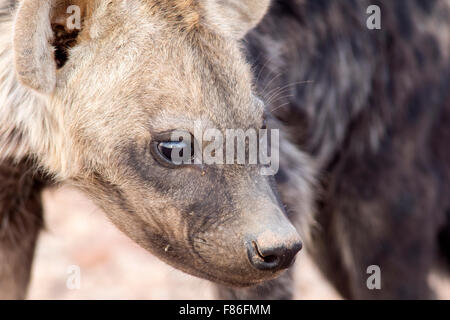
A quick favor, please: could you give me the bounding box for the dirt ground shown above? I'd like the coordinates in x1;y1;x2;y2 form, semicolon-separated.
27;187;450;300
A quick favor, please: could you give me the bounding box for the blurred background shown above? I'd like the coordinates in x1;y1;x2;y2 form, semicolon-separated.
27;187;450;299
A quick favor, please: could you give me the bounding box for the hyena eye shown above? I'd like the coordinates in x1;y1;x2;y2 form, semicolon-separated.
158;141;186;164
152;140;195;167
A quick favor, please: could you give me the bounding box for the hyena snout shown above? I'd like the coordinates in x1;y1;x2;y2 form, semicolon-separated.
244;210;303;272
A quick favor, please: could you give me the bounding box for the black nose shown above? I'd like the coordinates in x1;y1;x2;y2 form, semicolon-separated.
247;238;303;271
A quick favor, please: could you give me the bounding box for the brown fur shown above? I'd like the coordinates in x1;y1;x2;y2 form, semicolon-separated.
0;158;45;299
246;0;450;299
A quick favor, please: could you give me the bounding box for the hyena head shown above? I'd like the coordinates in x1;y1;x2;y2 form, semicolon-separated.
11;0;306;287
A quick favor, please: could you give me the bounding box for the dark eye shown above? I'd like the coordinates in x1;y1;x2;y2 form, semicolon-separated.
152;140;195;167
158;142;180;160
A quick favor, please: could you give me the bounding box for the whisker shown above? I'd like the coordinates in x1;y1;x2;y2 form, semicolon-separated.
254;46;290;86
267;94;295;105
266;87;289;104
263;80;314;103
270;101;292;113
261;71;283;95
268;80;314;95
266;86;294;104
255;57;276;85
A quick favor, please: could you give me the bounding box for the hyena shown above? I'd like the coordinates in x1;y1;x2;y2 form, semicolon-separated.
0;0;314;300
0;0;448;300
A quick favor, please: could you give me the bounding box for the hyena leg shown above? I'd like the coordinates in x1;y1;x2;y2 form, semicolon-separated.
312;208;435;299
312;158;437;299
214;269;294;300
0;159;46;299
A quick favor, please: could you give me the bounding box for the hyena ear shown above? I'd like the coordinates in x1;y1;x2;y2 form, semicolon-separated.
13;0;85;94
201;0;271;39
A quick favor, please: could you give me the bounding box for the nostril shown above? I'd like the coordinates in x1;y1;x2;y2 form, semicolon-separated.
252;241;279;264
247;238;302;272
262;254;278;264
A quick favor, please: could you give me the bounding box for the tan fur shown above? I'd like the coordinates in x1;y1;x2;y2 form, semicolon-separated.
201;0;271;38
4;0;272;177
13;0;56;93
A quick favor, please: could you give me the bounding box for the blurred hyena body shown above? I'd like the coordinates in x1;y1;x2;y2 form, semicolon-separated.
246;0;450;299
0;0;449;300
